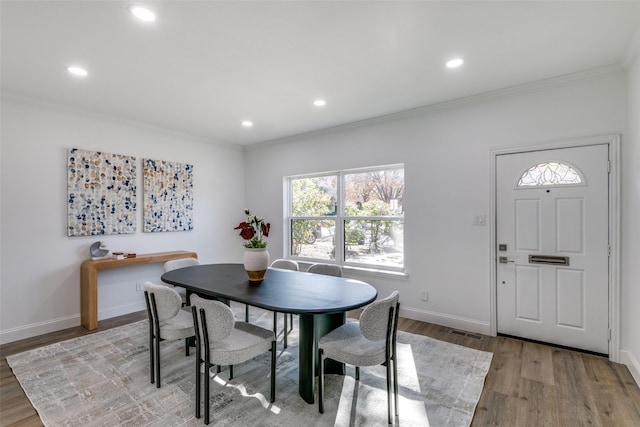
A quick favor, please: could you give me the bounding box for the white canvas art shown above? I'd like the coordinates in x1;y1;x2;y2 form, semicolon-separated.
143;159;193;232
67;148;137;236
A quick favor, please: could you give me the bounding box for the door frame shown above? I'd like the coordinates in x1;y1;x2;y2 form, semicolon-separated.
489;134;620;362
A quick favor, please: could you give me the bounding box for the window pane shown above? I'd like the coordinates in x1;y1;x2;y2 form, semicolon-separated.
344;219;403;268
344;169;404;216
291;219;335;260
291;176;337;216
288;165;404;271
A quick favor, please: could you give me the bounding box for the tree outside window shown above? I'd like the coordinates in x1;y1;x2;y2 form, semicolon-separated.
288;165;404;271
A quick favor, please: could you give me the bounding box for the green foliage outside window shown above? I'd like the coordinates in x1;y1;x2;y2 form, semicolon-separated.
289;166;404;269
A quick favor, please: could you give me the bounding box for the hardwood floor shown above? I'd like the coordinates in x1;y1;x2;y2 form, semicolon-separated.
398;317;640;427
1;310;639;426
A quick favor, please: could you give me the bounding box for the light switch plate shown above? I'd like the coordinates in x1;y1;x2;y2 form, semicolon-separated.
473;214;486;226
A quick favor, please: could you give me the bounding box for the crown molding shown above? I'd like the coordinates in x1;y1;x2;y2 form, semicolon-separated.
1;91;241;151
246;64;624;151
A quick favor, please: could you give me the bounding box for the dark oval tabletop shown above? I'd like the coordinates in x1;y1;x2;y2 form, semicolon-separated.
161;263;377;314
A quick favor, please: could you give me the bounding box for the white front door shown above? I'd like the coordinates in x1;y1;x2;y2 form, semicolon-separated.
496;144;609;354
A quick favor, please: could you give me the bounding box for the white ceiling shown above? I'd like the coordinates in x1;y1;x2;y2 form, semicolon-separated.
2;1;640;146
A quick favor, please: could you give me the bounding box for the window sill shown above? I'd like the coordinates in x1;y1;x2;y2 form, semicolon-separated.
343;265;409;281
296;261;408;280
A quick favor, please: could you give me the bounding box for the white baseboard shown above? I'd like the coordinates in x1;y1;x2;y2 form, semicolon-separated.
97;301;146;321
620;349;640;387
0;302;147;345
0;314;80;345
400;306;491;336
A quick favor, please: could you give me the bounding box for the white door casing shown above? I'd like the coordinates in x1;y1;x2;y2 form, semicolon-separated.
496;144;610;354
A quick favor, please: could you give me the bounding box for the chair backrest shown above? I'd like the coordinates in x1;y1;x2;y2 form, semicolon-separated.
163;257;199;273
307;263;342;277
143;281;182;322
359;291;400;341
190;294;235;342
270;259;299;271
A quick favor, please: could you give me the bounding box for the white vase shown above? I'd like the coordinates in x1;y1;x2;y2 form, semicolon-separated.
242;248;270;282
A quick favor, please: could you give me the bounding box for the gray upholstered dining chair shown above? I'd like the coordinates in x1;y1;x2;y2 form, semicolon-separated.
307;263;342;277
270;258;299;270
163;257;199;305
318;290;400;424
269;259;299;348
190;294;277;425
143;281;195;388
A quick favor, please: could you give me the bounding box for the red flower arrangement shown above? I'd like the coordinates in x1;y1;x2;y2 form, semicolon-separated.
234;209;270;248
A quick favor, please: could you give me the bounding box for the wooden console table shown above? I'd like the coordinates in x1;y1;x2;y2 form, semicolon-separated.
80;250;198;330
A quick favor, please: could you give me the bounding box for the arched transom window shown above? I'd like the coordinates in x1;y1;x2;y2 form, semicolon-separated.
517;162;583;187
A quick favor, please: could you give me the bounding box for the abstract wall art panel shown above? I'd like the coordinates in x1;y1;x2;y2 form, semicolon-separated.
67;148;137;236
143;159;193;232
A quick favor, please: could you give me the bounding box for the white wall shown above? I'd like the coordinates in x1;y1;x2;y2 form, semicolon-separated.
621;55;640;383
0;95;246;343
245;70;628;341
2;67;637;384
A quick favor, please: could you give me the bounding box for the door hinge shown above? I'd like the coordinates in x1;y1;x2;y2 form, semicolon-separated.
607;160;611;173
608;328;612;341
608;245;611;257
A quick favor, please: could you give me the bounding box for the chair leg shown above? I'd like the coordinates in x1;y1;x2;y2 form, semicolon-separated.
185;337;190;357
195;354;201;419
355;366;360;381
270;341;276;403
289;314;294;332
155;335;161;388
318;348;325;413
148;293;163;388
145;291;155;385
191;305;201;419
245;304;250;322
149;333;155;384
229;365;234;380
386;356;392;424
283;313;288;349
204;361;210;425
393;357;399;417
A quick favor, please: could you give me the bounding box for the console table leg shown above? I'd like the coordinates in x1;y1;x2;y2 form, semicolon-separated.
80;266;98;330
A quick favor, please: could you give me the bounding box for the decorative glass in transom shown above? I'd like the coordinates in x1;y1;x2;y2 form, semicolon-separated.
517;162;582;187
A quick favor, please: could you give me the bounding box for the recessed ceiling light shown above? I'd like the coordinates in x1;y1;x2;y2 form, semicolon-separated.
242;121;253;128
67;66;88;77
446;58;464;68
313;99;326;107
129;5;156;22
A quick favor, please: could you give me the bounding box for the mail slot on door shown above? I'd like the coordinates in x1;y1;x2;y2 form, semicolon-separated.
528;255;570;266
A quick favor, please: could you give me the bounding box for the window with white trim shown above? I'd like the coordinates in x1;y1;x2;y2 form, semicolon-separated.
287;165;404;271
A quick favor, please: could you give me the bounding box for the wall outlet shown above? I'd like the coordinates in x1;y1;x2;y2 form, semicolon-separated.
421;289;428;301
136;282;143;291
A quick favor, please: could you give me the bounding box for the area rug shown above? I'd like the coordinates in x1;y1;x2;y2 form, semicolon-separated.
7;305;492;426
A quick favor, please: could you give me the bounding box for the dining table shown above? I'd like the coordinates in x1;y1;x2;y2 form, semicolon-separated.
161;263;377;404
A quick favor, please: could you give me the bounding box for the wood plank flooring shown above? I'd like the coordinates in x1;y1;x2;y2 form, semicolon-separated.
1;311;639;426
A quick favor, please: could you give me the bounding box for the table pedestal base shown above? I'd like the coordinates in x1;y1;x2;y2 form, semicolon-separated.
298;312;346;404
